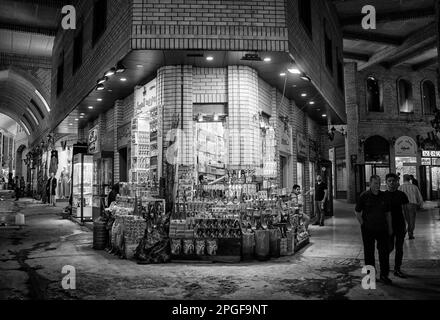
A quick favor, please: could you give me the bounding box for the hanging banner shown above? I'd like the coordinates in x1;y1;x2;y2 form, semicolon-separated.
134;78;157;116
395;136;417;157
88;126;100;154
279;125;293;155
297;133;308;158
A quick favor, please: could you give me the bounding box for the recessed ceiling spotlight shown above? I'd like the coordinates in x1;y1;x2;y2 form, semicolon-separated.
80;116;84;119
96;84;105;91
301;93;307;97
280;72;286;77
108;89;113;92
75;118;79;121
300;74;311;82
206;56;214;61
288;68;301;74
105;68;116;77
136;64;144;68
322;114;327;118
88;106;94;109
116;61;126;73
80;113;85;116
97;98;102;102
97;76;108;85
69;123;73;126
120;78;127;82
309;101;315;105
264;57;271;62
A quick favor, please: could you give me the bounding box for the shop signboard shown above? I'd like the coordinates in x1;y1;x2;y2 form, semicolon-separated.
395;136;417;157
296;133;308;158
421;158;431;165
117;122;131;148
422;150;440;157
88;126;99;154
279;125;293;155
134;78;157;116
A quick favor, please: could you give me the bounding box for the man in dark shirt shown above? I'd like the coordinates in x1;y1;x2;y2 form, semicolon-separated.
314;175;328;226
384;173;409;278
355;175;393;285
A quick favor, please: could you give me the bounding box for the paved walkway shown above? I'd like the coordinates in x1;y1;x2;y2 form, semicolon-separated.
0;198;439;300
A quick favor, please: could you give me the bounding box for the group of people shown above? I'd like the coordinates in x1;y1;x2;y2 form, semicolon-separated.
289;174;329;231
355;173;423;285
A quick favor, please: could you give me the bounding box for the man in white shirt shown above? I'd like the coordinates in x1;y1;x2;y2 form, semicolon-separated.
398;174;423;240
291;185;311;231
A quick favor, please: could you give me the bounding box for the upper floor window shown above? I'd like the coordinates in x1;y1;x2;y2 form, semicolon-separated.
56;52;64;96
398;79;413;113
73;27;83;74
298;0;312;37
92;0;107;45
421;80;437;115
366;76;383;112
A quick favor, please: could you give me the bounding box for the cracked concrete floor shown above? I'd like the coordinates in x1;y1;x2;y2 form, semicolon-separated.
1;198;439;300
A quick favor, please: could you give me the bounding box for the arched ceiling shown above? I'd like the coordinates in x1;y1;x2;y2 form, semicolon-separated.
0;113;17;134
0;68;51;139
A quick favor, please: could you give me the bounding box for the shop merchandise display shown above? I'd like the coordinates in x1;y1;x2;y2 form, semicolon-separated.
108;191;167;260
169;168;309;261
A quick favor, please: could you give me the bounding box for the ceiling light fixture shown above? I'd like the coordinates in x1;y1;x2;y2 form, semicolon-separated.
288;67;301;74
206;56;214;61
97;76;108;85
301;93;307;97
96;84;105;91
88;106;94;109
69;123;73;126
300;73;311;82
75;118;79;121
105;68;116;77
116;61;126;73
97;98;102;102
309;101;315;105
264;57;271;62
280;72;286;77
120;78;127;82
322;114;327;118
136;64;144;68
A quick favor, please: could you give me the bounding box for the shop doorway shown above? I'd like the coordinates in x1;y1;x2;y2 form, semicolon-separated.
424;166;440;200
119;147;128;182
365;164;390;191
317;160;333;217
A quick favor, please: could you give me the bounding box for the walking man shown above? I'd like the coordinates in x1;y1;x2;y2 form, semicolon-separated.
398;174;423;240
384;173;409;278
355;175;393;285
314;175;328;226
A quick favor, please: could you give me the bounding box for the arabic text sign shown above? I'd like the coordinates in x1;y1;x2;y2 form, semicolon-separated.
395;136;417;157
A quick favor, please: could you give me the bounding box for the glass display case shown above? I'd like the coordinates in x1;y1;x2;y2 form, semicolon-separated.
72;153;93;222
92;152;114;216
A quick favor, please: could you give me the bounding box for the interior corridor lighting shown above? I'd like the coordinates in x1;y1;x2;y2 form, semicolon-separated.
309;101;315;105
116;61;126;73
96;84;105;91
206;56;214;61
301;93;307;97
97;98;102;102
26;107;39;125
105;68;116;77
288;68;301;74
264;57;271;62
97;76;108;85
300;73;311;82
34;90;50;112
120;78;127;82
20;120;31;135
280;72;286;77
88;106;94;109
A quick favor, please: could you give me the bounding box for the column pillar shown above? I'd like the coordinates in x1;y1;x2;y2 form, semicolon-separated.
345;62;359;204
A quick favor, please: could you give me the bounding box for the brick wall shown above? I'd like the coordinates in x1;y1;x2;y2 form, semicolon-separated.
131;0;288;51
51;0;132;133
193;68;227;103
286;0;345;123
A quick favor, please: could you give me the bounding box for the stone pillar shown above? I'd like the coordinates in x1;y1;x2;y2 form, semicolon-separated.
345;62;359;204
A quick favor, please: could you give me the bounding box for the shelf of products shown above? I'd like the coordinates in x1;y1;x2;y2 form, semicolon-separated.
170;167;310;262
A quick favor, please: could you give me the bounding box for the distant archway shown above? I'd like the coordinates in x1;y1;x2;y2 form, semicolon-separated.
15;144;27;179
